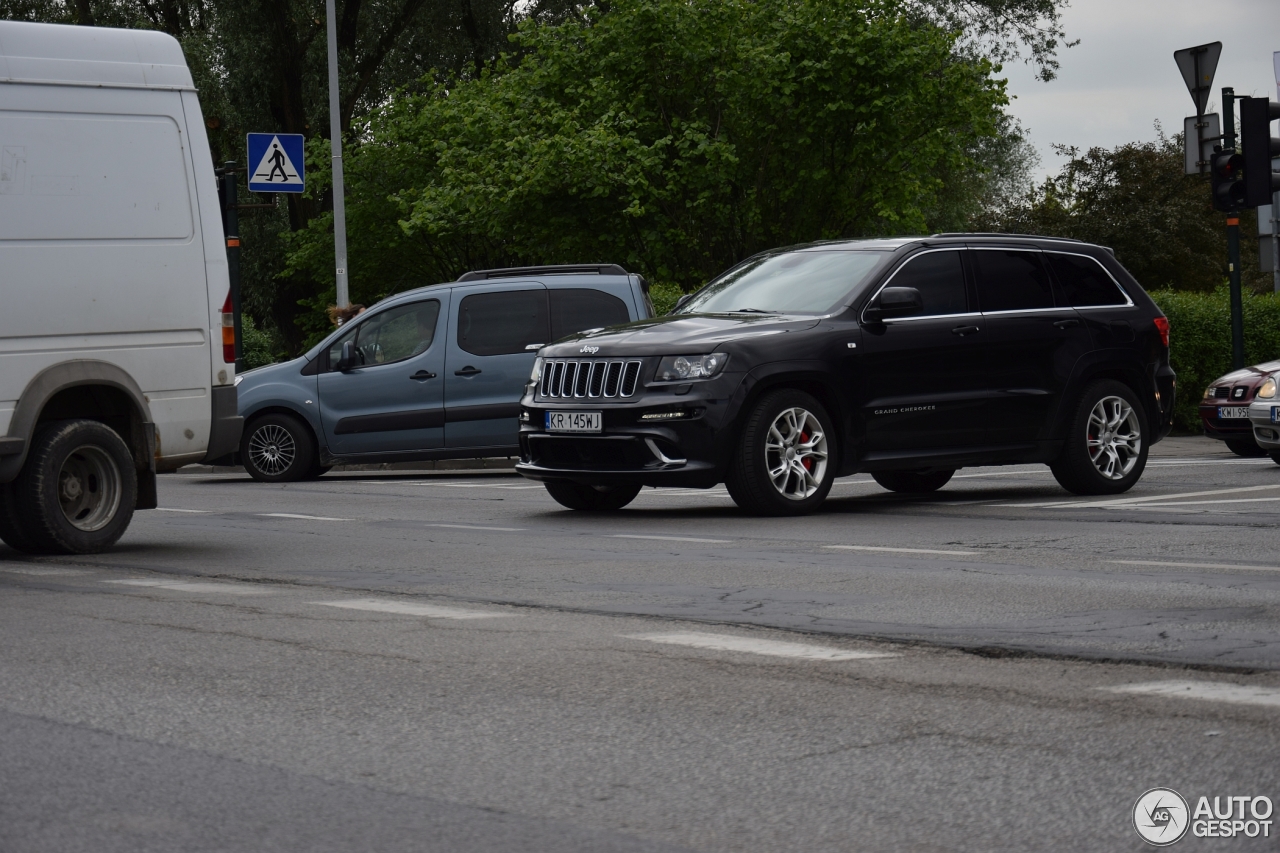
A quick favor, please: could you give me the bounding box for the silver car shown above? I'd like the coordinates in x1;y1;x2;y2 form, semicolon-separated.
1247;370;1280;464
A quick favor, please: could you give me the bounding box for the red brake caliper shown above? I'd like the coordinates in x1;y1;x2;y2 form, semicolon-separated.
799;430;812;471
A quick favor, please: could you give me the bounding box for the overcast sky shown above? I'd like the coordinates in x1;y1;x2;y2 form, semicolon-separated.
1002;0;1280;179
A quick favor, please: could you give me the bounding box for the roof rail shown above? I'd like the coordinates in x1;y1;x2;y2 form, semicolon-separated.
929;232;1084;243
457;264;628;282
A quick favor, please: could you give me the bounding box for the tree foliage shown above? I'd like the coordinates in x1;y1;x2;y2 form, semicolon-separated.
285;0;1010;323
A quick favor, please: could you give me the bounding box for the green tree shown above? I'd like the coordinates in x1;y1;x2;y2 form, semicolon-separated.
285;0;1011;328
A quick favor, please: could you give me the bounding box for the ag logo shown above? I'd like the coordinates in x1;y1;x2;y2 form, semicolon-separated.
580;345;599;354
1133;788;1190;846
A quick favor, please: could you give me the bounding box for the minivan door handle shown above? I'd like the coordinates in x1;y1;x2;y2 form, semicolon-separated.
951;325;980;336
410;370;436;381
454;366;482;376
1053;318;1081;329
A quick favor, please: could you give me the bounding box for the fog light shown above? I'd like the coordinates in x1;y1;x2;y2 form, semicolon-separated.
641;410;688;421
519;410;531;423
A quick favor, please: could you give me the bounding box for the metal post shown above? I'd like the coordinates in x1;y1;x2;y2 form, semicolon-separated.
1273;189;1280;293
325;0;350;308
220;161;244;370
1223;87;1245;370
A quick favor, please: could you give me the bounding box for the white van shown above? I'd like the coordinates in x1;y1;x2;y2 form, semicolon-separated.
0;21;241;553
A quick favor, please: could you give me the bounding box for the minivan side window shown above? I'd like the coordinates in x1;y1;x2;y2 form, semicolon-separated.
1046;253;1129;307
549;289;630;339
326;300;440;370
457;290;550;356
972;250;1055;312
885;250;967;316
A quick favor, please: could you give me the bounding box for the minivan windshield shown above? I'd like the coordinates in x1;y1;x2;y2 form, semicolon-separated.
677;250;889;315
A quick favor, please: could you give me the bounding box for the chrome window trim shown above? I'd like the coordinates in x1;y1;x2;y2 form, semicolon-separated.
1042;250;1135;308
860;247;970;324
882;311;981;324
979;307;1077;317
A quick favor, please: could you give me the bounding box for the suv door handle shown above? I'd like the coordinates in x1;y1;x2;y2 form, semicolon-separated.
411;370;436;381
951;325;980;336
1053;319;1080;329
454;366;482;376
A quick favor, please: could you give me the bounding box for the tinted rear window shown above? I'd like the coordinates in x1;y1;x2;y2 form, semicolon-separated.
458;290;550;356
1047;253;1129;306
972;250;1055;312
549;289;630;340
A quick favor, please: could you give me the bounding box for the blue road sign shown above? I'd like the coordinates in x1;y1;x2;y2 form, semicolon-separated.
246;133;305;193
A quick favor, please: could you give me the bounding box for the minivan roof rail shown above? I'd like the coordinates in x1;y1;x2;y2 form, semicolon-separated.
929;232;1085;243
457;264;629;281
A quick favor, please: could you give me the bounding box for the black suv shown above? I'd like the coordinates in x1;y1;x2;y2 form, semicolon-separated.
516;235;1175;515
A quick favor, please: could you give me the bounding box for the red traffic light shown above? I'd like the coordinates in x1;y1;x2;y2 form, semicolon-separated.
1210;149;1246;210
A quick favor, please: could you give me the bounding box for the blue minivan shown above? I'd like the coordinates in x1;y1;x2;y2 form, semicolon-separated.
232;265;655;481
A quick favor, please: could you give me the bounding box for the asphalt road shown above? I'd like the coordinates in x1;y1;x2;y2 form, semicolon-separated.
2;435;1279;851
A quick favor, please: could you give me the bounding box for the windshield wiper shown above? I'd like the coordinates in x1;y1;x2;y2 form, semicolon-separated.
732;308;779;314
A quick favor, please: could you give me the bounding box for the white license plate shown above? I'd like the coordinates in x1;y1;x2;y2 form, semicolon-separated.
1218;406;1250;419
1273;407;1280;424
546;411;602;433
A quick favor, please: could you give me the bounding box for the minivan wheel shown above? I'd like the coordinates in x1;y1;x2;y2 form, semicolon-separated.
725;389;836;516
241;414;318;483
1225;438;1267;458
12;420;137;554
872;469;954;494
544;480;642;511
1050;380;1148;496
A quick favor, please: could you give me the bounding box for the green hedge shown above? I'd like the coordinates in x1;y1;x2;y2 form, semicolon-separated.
1150;289;1280;432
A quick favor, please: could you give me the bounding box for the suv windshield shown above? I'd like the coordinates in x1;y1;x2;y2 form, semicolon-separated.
678;250;889;315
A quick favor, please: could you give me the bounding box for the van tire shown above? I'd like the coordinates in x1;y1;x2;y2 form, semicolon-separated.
1050;380;1148;495
12;420;137;554
544;481;641;511
0;482;39;553
241;414;318;483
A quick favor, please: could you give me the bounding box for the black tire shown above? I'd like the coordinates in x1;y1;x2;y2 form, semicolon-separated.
725;389;836;516
544;480;642;511
1270;450;1280;466
1225;438;1267;458
240;413;319;483
1050;380;1149;496
304;464;333;480
0;481;39;553
871;469;954;494
11;420;137;554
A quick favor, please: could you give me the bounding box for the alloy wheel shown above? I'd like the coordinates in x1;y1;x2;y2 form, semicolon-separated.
1087;395;1142;480
57;444;122;532
764;406;828;500
248;424;297;476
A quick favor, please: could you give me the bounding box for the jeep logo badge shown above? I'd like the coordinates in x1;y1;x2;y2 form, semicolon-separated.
580;345;599;354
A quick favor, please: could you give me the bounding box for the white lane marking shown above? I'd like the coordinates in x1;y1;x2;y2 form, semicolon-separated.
106;579;270;595
823;544;978;556
260;513;351;521
1;568;87;576
1120;497;1280;508
428;523;526;532
1001;484;1280;509
1109;559;1280;572
313;598;511;619
1147;459;1274;466
950;469;1051;479
156;507;211;513
1101;681;1280;708
625;631;898;661
357;481;540;490
610;534;732;544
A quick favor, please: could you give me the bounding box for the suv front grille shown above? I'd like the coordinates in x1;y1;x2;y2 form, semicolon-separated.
540;359;642;398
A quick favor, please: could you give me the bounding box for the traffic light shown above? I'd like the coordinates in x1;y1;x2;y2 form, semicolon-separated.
1210;147;1245;211
1240;97;1280;208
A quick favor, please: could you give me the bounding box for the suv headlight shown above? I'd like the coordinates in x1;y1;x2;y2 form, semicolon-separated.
1259;377;1278;399
656;353;727;381
529;357;544;384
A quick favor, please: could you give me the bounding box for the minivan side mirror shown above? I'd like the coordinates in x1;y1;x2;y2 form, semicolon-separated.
863;287;924;322
336;340;359;371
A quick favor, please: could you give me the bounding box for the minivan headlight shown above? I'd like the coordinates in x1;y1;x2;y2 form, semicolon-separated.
656;353;727;381
529;357;544;384
1259;377;1278;399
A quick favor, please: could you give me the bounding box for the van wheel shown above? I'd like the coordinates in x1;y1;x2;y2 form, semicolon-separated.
872;469;954;493
0;482;39;553
725;390;836;516
544;481;641;511
12;420;137;554
1050;380;1148;495
241;414;318;483
1225;438;1266;458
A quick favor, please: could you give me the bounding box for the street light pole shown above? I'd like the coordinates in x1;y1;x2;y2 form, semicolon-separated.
325;0;350;308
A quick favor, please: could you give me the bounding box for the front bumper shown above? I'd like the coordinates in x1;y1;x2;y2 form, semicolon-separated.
1200;402;1254;440
1248;403;1280;451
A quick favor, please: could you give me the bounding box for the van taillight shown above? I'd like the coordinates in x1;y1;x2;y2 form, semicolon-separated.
1153;317;1170;348
221;292;236;363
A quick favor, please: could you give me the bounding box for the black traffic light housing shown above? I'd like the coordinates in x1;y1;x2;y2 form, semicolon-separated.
1210;147;1246;211
1240;97;1280;208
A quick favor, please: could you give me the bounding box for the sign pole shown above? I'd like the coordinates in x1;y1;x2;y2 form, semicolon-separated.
325;0;350;309
1224;87;1245;370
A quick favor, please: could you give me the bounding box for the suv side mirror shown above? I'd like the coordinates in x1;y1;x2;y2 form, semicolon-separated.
336;340;359;371
864;287;924;322
672;293;694;313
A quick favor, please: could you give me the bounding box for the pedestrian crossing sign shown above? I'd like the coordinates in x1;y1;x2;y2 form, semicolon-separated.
246;133;305;193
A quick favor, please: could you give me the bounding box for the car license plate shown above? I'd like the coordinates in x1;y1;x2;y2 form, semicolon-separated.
1273;407;1280;424
546;411;602;433
1218;406;1250;419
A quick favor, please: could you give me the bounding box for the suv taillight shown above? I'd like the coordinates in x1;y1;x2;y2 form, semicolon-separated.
1153;317;1169;348
221;292;236;363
